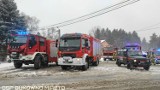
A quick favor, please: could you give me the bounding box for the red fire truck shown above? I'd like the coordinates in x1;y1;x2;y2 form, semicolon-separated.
58;33;102;71
8;31;58;69
103;47;117;61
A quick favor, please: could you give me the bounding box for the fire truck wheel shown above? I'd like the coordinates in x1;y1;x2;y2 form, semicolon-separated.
14;61;22;68
34;56;42;69
42;61;48;67
144;65;150;71
82;60;89;71
61;66;68;70
56;61;59;66
42;55;48;67
93;59;99;66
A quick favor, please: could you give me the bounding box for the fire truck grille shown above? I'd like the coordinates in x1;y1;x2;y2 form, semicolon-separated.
62;53;76;58
11;53;19;59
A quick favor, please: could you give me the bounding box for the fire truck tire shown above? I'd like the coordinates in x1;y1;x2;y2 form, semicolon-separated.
82;60;89;71
56;61;59;66
61;66;68;70
34;56;42;69
144;65;150;71
14;61;22;68
93;58;99;66
42;61;48;67
42;55;48;67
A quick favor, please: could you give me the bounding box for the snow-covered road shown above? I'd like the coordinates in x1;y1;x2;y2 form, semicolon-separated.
1;61;160;90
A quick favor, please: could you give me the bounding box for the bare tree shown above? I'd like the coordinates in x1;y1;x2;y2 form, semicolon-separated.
21;13;40;34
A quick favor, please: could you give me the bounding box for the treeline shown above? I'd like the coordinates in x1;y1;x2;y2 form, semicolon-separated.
0;0;39;61
0;0;39;46
0;0;26;45
90;27;159;51
149;33;160;50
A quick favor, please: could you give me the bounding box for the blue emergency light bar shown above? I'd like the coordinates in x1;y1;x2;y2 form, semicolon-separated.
17;31;29;35
126;43;140;46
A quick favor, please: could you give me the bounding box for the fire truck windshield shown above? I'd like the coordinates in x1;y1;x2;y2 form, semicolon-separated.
59;38;80;51
128;51;143;56
11;35;27;44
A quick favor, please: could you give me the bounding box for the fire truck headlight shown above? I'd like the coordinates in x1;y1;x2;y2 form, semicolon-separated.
58;58;61;61
134;60;137;62
77;59;80;62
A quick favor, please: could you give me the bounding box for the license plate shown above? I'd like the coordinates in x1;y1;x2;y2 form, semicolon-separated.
12;52;17;54
63;57;73;63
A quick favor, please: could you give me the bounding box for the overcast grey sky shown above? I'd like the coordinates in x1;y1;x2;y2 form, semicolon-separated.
14;0;160;41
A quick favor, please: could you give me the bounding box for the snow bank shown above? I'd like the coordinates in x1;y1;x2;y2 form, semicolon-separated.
0;62;13;69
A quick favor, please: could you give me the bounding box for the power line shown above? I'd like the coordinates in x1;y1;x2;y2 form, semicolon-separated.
46;0;132;28
136;22;160;32
40;0;140;30
136;27;160;32
56;0;140;28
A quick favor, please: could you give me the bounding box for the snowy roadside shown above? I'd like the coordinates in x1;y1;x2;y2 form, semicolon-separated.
0;62;13;70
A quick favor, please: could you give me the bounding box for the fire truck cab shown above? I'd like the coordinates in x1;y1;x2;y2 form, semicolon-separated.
58;33;102;71
103;47;117;61
8;31;58;69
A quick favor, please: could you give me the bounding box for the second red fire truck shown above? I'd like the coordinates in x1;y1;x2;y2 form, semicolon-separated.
58;33;102;71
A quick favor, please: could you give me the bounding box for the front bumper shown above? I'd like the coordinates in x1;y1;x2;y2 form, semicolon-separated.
103;56;113;59
132;61;150;67
10;54;33;61
58;57;85;66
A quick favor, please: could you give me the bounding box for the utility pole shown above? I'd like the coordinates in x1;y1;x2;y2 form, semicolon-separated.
57;27;61;41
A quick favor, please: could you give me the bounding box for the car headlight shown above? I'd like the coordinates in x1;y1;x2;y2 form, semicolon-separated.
134;60;137;62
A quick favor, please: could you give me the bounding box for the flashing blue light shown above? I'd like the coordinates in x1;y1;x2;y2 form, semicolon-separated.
157;49;160;52
126;43;139;46
134;47;138;51
17;31;29;35
126;43;131;46
133;43;139;46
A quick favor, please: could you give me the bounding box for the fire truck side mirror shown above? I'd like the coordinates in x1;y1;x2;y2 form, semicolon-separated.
28;36;36;48
85;43;90;50
28;40;32;48
85;42;88;47
56;39;58;47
